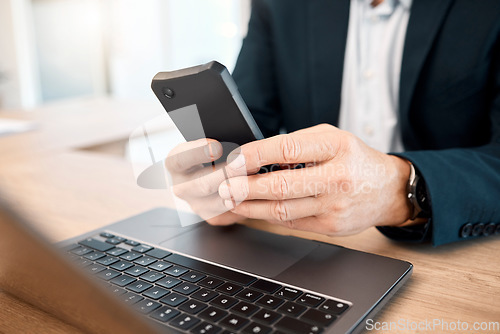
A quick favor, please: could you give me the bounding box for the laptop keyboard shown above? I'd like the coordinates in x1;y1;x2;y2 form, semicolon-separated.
64;233;351;334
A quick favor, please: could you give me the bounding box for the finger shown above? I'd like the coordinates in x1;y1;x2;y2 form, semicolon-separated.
172;163;228;198
171;152;250;198
205;211;244;226
189;193;230;218
219;167;328;201
225;197;323;222
182;193;244;226
289;123;336;135
227;130;340;173
165;139;222;172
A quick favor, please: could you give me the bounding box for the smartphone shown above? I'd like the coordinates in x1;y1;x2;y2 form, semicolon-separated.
151;61;264;151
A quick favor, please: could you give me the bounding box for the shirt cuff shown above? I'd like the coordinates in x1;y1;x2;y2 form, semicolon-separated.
376;220;433;243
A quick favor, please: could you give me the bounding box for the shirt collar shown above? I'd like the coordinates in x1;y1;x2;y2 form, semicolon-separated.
398;0;412;10
363;0;412;12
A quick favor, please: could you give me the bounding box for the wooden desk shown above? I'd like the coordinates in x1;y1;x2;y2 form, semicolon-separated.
1;97;499;333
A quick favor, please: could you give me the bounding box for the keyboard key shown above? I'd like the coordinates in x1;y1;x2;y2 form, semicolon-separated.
164;265;189;277
181;271;206;283
124;239;140;246
66;254;78;261
251;280;281;294
210;295;238;309
143;286;170;300
319;300;349;315
74;258;93;267
179;299;208;314
148;261;172;272
236;289;263;302
216;283;243;296
166;254;256;286
275;316;323;334
110;261;133;271
242;323;271;334
99;232;115;239
256;295;284;309
113;236;127;242
120;252;142;261
199;307;228;322
296;294;324;307
134;299;161;314
301;309;336;327
84;251;106;261
191;322;222;334
86;263;106;274
62;243;80;252
140;271;165;283
96;269;120;281
146;248;171;259
96;256;119;266
107;247;128;256
122;292;144;304
192;289;219;302
124;266;149;277
149;306;179;322
134;256;157;266
127;280;153;293
79;238;115;252
252;309;281;325
170;313;200;330
71;246;93;256
161;293;188;307
107;286;126;295
278;302;306;317
173;282;200;295
106;238;122;245
156;276;182;289
276;287;302;300
198;277;224;289
220;314;248;331
132;244;154;253
110;275;136;287
231;301;259;317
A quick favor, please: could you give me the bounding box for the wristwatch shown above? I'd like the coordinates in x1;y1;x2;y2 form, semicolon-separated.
407;162;432;220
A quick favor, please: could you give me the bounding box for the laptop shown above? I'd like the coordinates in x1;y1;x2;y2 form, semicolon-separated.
0;192;412;334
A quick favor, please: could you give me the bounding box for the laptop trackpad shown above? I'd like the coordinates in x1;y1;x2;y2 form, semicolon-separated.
159;224;318;278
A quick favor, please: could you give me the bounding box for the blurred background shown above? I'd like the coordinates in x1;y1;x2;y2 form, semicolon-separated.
0;0;251;110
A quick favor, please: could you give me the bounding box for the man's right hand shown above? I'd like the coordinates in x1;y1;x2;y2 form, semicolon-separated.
165;138;246;225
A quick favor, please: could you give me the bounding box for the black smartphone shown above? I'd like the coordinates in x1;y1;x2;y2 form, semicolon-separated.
151;61;264;151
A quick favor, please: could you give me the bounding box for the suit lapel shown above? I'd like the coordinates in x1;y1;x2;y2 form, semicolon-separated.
308;0;350;125
400;0;454;141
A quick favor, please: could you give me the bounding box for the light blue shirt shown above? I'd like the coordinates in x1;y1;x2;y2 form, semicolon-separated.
338;0;412;153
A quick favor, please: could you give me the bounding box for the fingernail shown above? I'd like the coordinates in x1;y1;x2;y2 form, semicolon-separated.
219;183;231;199
204;143;220;160
228;153;246;169
224;200;234;209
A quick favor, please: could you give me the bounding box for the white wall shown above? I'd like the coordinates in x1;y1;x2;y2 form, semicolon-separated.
107;0;251;101
0;0;251;108
0;0;40;109
32;0;107;102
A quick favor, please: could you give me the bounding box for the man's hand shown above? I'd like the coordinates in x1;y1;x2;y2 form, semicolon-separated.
165;139;246;225
217;124;412;236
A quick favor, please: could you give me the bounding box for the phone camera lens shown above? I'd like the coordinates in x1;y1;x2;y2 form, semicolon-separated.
164;88;175;99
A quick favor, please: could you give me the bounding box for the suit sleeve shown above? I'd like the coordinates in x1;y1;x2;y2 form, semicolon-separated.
380;39;500;246
232;0;282;137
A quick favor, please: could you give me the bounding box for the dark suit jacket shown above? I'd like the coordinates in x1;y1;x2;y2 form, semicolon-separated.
232;0;500;246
